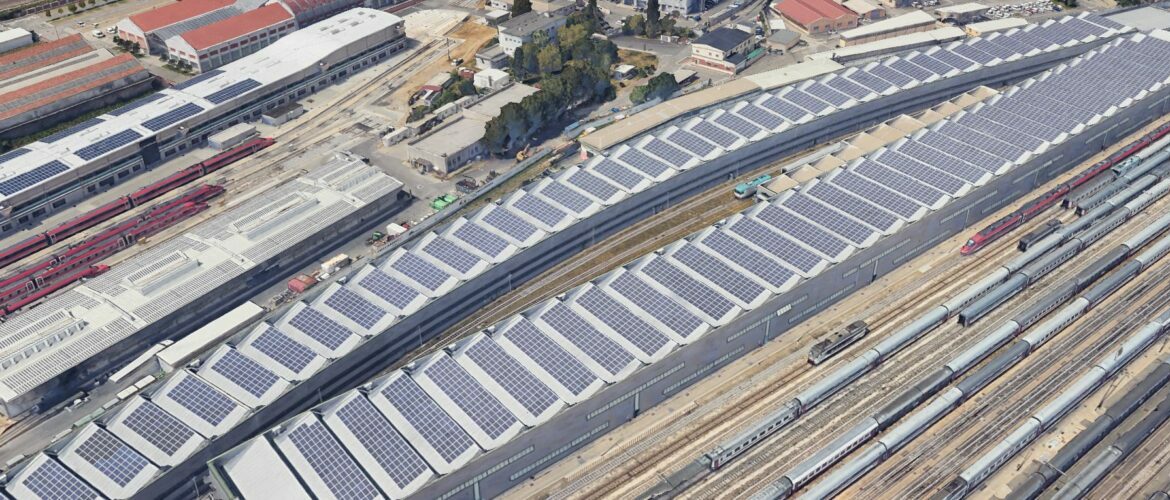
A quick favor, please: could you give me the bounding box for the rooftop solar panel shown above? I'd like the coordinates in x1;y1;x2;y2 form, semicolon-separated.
780;192;876;245
575;287;671;355
359;268;422;310
512;193;568;227
288;307;355;351
0;160;69;195
332;395;431;490
164;375;240;427
865;64;915;87
758;96;811;122
950;42;998;65
713;112;762;138
803;82;851;107
536;180;593;213
888;58;937;81
805;181;899;231
380;375;476;462
209;349;282;399
323;286;386;329
74;428;152;487
842;69;894;93
665;128;718;156
617;148;671;177
499;318;599;397
592;158;645;189
828;171;922;220
567;168;621;200
423;355;519;440
640;258;736;320
756;205;850;258
464;336;560;416
106;93;167;117
121;400;198;456
608;272;704;337
74;129;143;160
782;90;831;114
873;150;966;194
905;53;954;75
39;118;103;143
699;230;797;288
854;159;945;206
391;251;452;291
895;140;986;182
735;104;784;130
671;244;764;305
20;457;101;500
691;120;739;148
285;420;381;499
204;78;262;104
929;49;977;70
823;76;871;100
142;103;205;131
423;236;483;274
727;218;823;274
917;130;1005;171
0;147;29;164
482;206;539;241
452;221;510;258
540;302;635;375
249;326;319;374
641;138;692;167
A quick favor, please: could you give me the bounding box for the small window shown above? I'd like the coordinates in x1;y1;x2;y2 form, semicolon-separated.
52;199;66;208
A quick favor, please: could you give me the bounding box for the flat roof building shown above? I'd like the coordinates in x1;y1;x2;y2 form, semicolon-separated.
807;26;965;62
689;27;760;74
272;0;362;26
772;0;858;34
408;83;538;174
935;2;989;23
965;17;1028;36
843;0;886;20
497;12;566;56
0;29;34;54
839;10;938;46
165;3;297;73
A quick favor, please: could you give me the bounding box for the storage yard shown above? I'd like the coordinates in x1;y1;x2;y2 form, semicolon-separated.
0;3;1168;500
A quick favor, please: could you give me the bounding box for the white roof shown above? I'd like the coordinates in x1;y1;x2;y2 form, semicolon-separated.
842;0;881;14
0;8;403;209
936;2;989;14
840;10;937;40
807;27;966;60
967;17;1030;34
216;437;312;500
156;301;264;370
0;28;32;43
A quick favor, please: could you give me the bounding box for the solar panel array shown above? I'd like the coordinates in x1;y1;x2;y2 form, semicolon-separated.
19;457;101;500
40;118;104;143
284;420;381;499
0;160;69;196
208;348;283;398
74;129;142;160
73;428;151;487
142;103;205;131
120;400;198;456
323;286;386;329
204;78;263;104
71;16;1146;500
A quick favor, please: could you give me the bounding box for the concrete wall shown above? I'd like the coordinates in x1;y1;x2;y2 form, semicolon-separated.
143;38;1113;499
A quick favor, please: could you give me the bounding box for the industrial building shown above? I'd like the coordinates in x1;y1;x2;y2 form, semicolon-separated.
0;150;406;417
689;27;761;74
936;2;990;24
843;0;886;21
407;84;538;174
807;26;966;62
0;36;153;141
0;13;1122;500
164;3;297;73
497;12;567;57
0;29;34;54
116;0;245;54
195;19;1170;500
965;17;1029;37
0;8;406;236
839;10;939;46
772;0;858;34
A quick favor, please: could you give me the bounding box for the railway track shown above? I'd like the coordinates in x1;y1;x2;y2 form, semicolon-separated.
1080;384;1170;499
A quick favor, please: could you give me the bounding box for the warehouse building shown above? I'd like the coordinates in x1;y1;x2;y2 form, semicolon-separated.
0;46;153;141
839;10;938;46
688;27;761;74
116;0;243;54
0;8;406;236
165;3;297;73
0;151;406;418
407;84;538;174
843;0;886;21
772;0;858;34
198;22;1170;500
807;26;966;62
0;14;1124;500
0;29;33;54
965;17;1029;37
936;2;990;24
497;12;567;56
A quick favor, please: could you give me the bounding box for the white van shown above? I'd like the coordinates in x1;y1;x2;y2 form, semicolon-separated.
92;30;105;38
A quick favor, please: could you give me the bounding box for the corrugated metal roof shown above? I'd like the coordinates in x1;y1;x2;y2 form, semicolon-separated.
774;0;855;26
128;0;236;32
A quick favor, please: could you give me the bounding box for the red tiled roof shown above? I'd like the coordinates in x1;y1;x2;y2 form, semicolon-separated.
128;0;236;32
774;0;854;25
178;4;292;50
0;54;148;121
278;0;360;16
0;34;89;76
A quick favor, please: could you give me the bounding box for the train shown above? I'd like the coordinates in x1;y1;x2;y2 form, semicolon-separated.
1017;220;1061;252
734;175;772;198
807;321;868;365
0;137;273;271
0;265;109;318
960;122;1170;255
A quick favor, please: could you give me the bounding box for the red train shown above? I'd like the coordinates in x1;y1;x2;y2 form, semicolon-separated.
0;137;273;270
0;265;109;318
960;123;1170;255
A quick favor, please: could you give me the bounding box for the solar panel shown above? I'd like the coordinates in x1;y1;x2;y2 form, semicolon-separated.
756;206;849;257
39;118;103;143
780;192;876;245
0;147;29;164
699;230;797;288
482;206;539;241
865;64;915;87
204;78;262;104
536;181;592;213
286;420;380;499
854;159;945;206
873;150;966;194
936;121;1023;161
324;287;386;329
608;273;705;337
713;113;762;138
617;148;671;177
288;307;355;351
973;106;1060;142
576;287;671;355
591;158;645;189
735;104;783;130
782;90;831;114
567;169;621;200
842;70;894;93
823;76;871;100
0;160;69;195
423;236;483;274
805;182;898;231
957;114;1044;151
829;170;921;220
75;428;151;487
906;54;954;75
358;268;421;310
727;218;823;274
888;58;936;81
641;138;692;167
75;129;142;160
918;130;1006;170
968;39;1015;60
142;103;205;131
250;326;318;374
165;375;239;426
423;355;520;439
499;319;599;396
121;400;197;456
690;120;738;148
391;251;451;291
512;193;567;227
209;349;281;399
666;128;717;156
671;244;764;305
929;49;977;71
107;93;166;116
950;42;997;65
380;375;476;462
333;395;431;490
896;140;986;181
803;82;850;107
540;302;635;374
641;257;736;319
758;96;811;122
21;458;100;500
452;221;510;258
172;69;224;90
464;336;560;416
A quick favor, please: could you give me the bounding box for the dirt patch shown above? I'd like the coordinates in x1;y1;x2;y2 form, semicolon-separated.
618;48;659;72
390;20;499;106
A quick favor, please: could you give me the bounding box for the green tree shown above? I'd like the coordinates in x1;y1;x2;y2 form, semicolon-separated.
623;14;645;36
531;29;550;47
630;72;679;104
511;0;531;16
559;24;588;52
645;0;660;38
537;44;562;73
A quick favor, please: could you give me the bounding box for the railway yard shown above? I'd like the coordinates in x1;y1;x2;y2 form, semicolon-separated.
2;5;1170;500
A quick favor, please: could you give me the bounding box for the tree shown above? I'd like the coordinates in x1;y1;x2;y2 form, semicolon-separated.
537;44;562;74
531;29;549;47
559;24;589;52
645;0;660;38
631;72;679;104
511;0;531;16
623;14;645;36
